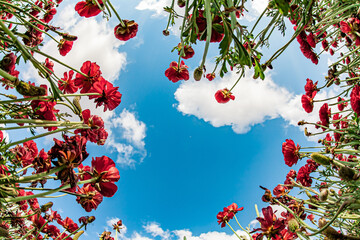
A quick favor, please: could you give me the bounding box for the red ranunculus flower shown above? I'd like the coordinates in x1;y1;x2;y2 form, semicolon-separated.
75;0;103;18
75;109;108;144
282;139;300;167
350;85;360;115
76;185;103;212
43;8;57;23
216;210;234;228
114;20;138;41
252;206;285;239
301;94;314;113
304;78;318;97
59;217;78;233
58;39;73;56
90;156;120;197
45;58;54;74
177;44;195;59
206;73;215;81
319;103;331;128
296;165;312;187
58;70;78;94
89;79;122;112
337;97;347;111
165;61;189;83
214;88;235;103
74;61;103;93
196;10;224;42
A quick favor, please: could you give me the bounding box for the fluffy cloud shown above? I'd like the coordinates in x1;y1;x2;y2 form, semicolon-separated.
115;222;250;240
174;69;338;138
136;0;171;17
106;109;147;167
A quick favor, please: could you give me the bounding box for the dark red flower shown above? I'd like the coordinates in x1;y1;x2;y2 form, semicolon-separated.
297;165;312;187
44;58;54;74
252;206;285;239
319;103;331;128
216;210;234;228
114;20;138;41
165;61;189;83
58;39;74;56
337;97;347;111
74;61;103;93
196;10;224;42
59;70;78;94
59;217;78;233
76;185;103;212
43;8;57;23
89;79;122;112
75;109;108;144
177;44;195;59
214;88;235;103
225;203;244;214
304;78;318;97
75;0;103;18
89;156;120;197
282;139;300;167
306;32;316;48
206;73;215;81
301;94;314;113
350;85;360;115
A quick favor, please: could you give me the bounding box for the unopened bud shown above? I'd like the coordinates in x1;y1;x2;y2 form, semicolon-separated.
319;189;329;202
288;218;299;232
61;33;78;41
41;202;53;212
73;96;82;115
88;216;95;223
73;230;84;240
193;67;203;81
339;166;356;181
15;81;46;96
311;152;331;166
304;127;311;136
162;30;170;36
177;0;185;7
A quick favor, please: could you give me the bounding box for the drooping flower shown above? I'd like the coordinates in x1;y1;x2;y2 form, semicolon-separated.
339;17;360;46
177;44;195;59
252;206;285;239
114;20;138;41
214;88;235;103
75;0;103;18
75;109;108;144
89;79;122;112
89;156;120;197
44;58;54;75
58;39;74;56
304;78;318;97
43;8;57;23
206;73;215;81
165;61;189;83
59;217;79;233
216;210;233;228
76;185;103;212
337;97;348;111
350;85;360;115
319;103;331;128
301;94;315;113
296;165;312;187
282;139;300;167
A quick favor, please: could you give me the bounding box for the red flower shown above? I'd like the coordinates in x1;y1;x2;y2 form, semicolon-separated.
214;88;235;103
60;217;79;233
301;94;314;113
350;85;360;115
253;206;285;239
282;139;300;167
165;61;189;83
76;185;103;212
75;0;103;18
206;73;215;81
337;97;347;111
196;10;224;42
43;8;57;23
216;210;234;228
58;39;74;56
319;103;331;128
89;79;122;112
90;156;120;197
296;165;312;187
74;61;103;93
225;203;244;214
177;44;195;59
304;78;318;97
75;109;108;145
114;20;138;41
44;58;54;74
59;70;78;94
306;32;316;48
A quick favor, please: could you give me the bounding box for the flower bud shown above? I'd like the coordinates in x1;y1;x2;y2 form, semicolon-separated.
311;152;330;166
73;230;84;240
193;67;203;81
41;202;53;212
88;216;96;223
15;81;46;96
288;218;299;232
162;30;170;36
339;166;357;181
61;33;78;41
177;0;185;7
319;189;328;202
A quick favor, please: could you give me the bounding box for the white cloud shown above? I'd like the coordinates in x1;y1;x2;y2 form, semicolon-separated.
144;223;171;240
115;222;250;240
106;109;147;167
136;0;171;17
174;68;340;138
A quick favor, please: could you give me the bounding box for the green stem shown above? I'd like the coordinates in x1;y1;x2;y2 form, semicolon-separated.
199;0;212;69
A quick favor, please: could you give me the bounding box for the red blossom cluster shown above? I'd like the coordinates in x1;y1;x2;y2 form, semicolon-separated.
216;203;243;228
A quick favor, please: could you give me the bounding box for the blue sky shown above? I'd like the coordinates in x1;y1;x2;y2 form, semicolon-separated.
10;0;337;239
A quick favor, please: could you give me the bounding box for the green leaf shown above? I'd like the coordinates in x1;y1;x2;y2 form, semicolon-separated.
274;0;290;16
254;59;265;80
212;23;224;34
